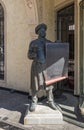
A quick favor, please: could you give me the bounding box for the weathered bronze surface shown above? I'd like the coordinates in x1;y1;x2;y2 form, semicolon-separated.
28;23;69;111
44;42;69;85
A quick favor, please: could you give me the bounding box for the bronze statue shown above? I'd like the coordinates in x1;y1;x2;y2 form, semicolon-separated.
28;23;58;112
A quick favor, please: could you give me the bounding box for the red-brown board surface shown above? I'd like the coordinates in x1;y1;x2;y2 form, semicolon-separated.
44;42;69;86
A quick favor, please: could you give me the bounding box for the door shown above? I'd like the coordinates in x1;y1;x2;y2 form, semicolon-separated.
57;4;74;91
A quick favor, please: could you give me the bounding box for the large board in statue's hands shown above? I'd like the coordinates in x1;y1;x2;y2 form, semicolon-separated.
44;42;69;86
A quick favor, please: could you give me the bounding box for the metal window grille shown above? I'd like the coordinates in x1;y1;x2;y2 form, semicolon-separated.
0;4;4;80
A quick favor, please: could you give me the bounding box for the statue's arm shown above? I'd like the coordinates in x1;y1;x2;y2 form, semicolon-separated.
27;41;37;60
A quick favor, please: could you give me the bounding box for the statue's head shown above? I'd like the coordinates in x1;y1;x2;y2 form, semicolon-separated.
35;23;47;38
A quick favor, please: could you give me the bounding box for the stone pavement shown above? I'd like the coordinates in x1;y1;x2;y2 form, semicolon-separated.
0;121;27;130
0;88;84;130
0;120;83;130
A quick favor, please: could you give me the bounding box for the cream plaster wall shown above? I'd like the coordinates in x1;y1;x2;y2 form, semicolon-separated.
54;0;74;7
0;0;81;95
0;0;38;92
42;0;55;41
74;0;80;95
36;0;55;41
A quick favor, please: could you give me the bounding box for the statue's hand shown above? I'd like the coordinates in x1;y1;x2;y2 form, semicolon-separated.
39;85;45;90
28;51;37;60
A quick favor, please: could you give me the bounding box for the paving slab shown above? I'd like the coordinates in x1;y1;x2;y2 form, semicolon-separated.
0;88;84;130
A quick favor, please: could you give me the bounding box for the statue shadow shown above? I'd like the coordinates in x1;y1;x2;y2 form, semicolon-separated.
54;92;84;128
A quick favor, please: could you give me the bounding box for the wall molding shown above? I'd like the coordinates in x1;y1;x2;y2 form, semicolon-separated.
26;0;33;8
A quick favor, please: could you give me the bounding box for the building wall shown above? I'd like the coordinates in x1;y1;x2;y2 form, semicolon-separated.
74;0;80;95
42;0;55;41
0;0;55;93
54;0;74;7
36;0;55;41
0;0;81;95
0;0;38;92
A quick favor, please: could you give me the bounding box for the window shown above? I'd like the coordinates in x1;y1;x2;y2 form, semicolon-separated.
0;4;4;80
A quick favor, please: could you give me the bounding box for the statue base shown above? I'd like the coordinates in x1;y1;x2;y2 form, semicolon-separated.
24;103;63;125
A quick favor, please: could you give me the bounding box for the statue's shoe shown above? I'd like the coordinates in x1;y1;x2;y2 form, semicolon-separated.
48;101;58;110
29;102;37;112
48;101;62;112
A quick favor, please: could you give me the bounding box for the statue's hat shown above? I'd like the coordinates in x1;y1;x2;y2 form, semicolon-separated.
35;23;47;34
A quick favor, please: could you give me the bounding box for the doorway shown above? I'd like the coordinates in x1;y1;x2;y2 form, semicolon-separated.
56;4;74;91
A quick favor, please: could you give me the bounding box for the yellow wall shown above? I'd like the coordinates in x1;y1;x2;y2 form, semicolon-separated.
0;0;38;92
42;0;55;41
36;0;55;41
54;0;74;7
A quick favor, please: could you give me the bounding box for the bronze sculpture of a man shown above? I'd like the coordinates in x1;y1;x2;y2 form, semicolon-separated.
28;23;57;112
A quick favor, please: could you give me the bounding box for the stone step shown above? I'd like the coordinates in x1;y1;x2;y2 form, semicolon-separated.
24;104;63;125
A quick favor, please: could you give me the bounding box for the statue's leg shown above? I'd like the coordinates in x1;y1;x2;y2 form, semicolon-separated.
46;85;58;110
29;62;38;112
79;96;84;116
29;93;38;112
29;75;38;112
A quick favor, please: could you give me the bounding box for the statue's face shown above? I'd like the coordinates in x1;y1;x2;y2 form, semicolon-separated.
38;28;46;38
